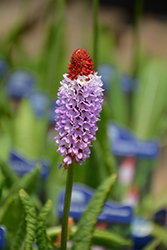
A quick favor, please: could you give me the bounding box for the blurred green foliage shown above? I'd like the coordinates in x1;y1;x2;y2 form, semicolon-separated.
0;0;167;249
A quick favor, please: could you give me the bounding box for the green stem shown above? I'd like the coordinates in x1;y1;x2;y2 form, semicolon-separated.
133;0;144;77
93;0;99;71
61;163;75;250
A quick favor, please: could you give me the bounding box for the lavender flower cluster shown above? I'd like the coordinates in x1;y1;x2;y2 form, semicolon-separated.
55;72;103;168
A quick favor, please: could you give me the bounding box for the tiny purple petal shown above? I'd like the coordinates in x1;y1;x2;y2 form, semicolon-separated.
58;163;63;170
64;156;72;165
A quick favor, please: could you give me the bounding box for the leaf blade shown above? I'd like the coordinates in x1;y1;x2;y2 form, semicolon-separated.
19;189;37;250
133;59;167;138
36;200;52;250
71;174;117;250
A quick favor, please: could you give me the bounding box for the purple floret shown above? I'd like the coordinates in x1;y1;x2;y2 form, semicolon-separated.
55;73;103;168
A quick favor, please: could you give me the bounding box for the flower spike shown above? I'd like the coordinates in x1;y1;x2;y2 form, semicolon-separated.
55;49;103;169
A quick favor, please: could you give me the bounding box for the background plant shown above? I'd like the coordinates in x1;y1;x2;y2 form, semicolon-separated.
1;0;167;249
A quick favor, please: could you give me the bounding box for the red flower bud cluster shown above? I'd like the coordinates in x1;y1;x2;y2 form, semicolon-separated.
68;49;94;80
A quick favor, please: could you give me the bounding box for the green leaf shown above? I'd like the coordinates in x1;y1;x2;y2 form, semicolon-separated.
96;103;117;175
0;194;24;248
136;193;154;218
11;213;26;250
143;239;160;250
43;0;66;97
0;194;15;222
0;166;40;206
108;70;129;126
18;166;40;195
36;200;52;250
153;191;167;215
99;26;115;64
137;184;167;218
71;174;117;250
84;140;107;189
0;159;18;187
45;154;66;225
134;159;156;200
133;59;167;139
0;133;11;162
92;229;132;248
12;99;48;158
46;226;61;237
19;189;37;250
151;224;167;247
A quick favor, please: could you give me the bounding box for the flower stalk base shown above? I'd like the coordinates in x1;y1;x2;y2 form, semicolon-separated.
61;163;75;250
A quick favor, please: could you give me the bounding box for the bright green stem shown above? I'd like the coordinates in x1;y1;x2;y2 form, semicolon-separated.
61;163;75;250
93;0;99;71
